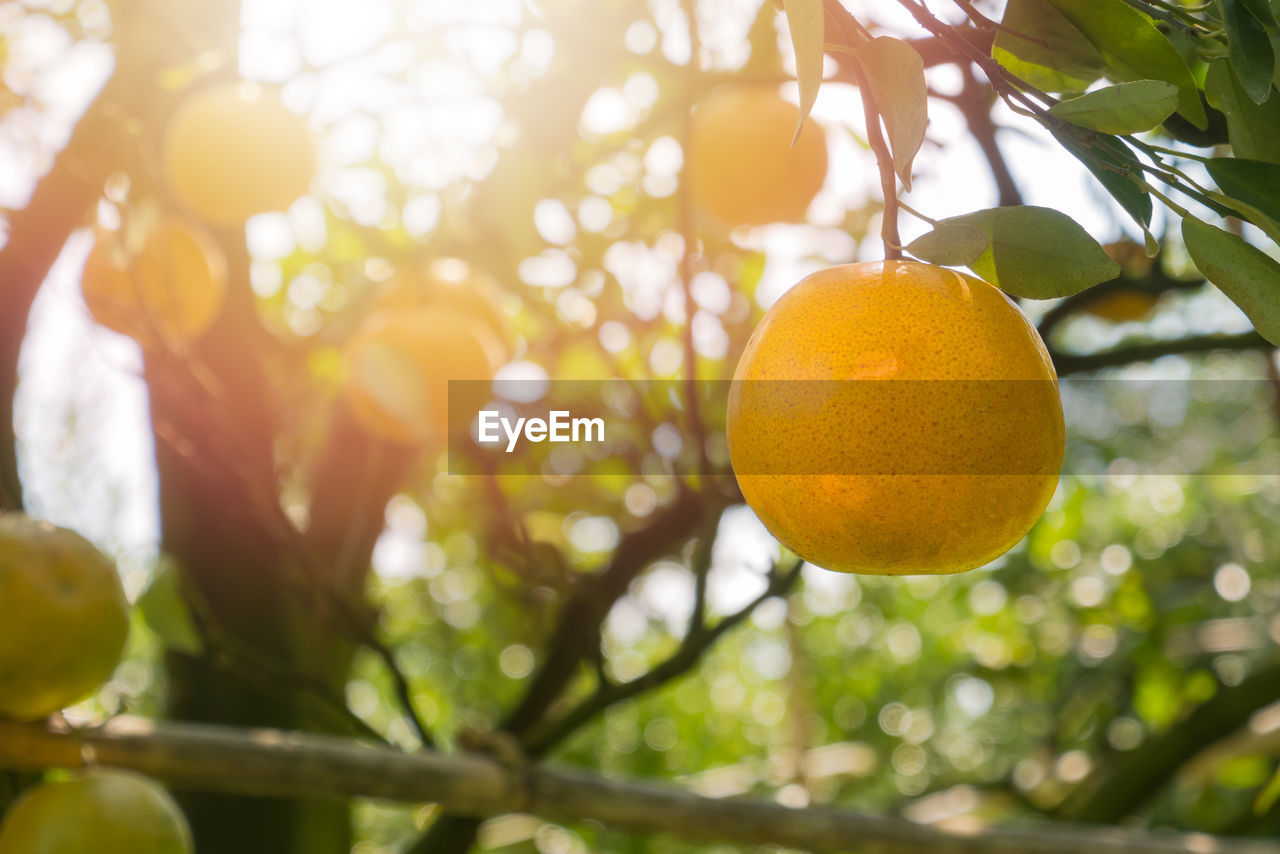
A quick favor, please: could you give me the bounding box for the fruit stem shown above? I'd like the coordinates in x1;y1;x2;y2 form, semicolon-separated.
851;61;902;261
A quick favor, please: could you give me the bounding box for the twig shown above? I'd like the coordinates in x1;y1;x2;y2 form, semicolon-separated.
500;486;707;739
1052;332;1269;375
524;557;803;755
955;65;1023;207
1036;274;1206;340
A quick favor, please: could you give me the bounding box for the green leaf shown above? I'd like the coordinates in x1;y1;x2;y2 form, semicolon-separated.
1222;0;1276;105
1052;128;1154;236
1048;80;1179;133
783;0;824;143
904;222;989;266
908;206;1120;298
1045;0;1208;129
138;560;204;656
1207;157;1280;224
854;37;927;190
1244;0;1278;25
992;0;1104;93
1182;217;1280;344
1206;59;1280;162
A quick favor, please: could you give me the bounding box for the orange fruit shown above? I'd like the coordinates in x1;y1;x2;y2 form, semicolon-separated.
376;258;510;357
728;261;1064;575
1083;289;1159;323
688;86;828;228
0;770;192;854
1084;241;1158;322
1102;239;1153;278
342;309;505;446
81;219;226;348
0;514;129;721
162;81;315;226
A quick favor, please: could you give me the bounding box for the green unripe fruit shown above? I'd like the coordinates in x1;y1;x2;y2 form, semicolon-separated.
0;771;192;854
0;514;129;721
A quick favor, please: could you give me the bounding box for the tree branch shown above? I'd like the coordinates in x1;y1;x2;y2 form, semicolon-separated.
525;558;803;755
953;65;1022;208
1037;274;1206;341
1063;661;1280;824
1052;332;1269;376
0;75;122;511
908;30;994;68
500;486;706;740
0;718;1275;854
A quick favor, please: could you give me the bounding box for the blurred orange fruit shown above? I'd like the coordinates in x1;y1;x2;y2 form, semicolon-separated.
688;86;828;228
728;261;1064;575
1102;239;1153;278
1084;241;1159;322
0;514;129;721
1083;289;1159;323
162;82;315;226
376;258;511;358
342;310;505;446
81;218;227;348
0;770;192;854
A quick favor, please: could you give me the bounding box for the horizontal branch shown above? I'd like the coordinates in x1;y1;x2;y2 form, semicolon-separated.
1053;332;1270;376
1;718;1276;854
1037;275;1208;341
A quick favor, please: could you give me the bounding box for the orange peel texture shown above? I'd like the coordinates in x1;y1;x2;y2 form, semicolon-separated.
728;260;1064;575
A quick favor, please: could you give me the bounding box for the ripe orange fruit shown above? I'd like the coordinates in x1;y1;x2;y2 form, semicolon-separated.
0;770;192;854
728;261;1064;575
342;310;505;446
688;86;828;228
162;81;315;226
1083;289;1159;323
376;259;510;357
81;219;227;348
0;514;129;721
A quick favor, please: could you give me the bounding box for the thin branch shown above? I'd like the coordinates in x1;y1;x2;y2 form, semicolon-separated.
954;65;1023;207
500;486;707;740
1;717;1276;854
1052;332;1269;375
1037;274;1207;340
1063;661;1280;824
525;558;803;755
908;29;995;67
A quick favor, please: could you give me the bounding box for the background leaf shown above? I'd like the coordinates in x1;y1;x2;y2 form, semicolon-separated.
1221;0;1276;105
1052;129;1155;240
138;561;204;657
1048;80;1179;133
1207;157;1280;224
1206;59;1280;162
908;206;1120;298
992;0;1104;93
1243;0;1278;25
854;37;927;190
783;0;824;142
1182;217;1280;344
1045;0;1208;129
